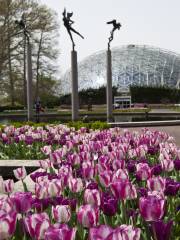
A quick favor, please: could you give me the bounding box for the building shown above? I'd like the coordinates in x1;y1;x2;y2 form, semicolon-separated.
63;45;180;92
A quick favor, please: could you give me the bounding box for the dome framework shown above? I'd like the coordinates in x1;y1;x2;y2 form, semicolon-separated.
63;45;180;92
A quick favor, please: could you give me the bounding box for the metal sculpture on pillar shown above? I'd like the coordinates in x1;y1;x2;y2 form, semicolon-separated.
106;20;122;122
63;8;84;121
15;15;33;121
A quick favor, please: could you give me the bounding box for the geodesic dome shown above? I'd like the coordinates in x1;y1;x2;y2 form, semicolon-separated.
63;45;180;92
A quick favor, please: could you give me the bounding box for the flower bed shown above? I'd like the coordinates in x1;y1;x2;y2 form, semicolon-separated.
0;125;179;239
0;122;109;159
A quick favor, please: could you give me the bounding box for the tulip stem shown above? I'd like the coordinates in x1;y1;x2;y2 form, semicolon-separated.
121;200;127;224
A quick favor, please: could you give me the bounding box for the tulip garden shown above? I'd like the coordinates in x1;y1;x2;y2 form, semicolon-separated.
0;124;180;240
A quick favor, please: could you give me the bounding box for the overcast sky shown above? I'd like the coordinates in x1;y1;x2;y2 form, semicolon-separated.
41;0;180;74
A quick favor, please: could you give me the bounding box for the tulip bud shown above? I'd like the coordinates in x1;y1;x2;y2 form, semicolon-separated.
52;205;71;223
3;179;14;194
77;204;99;228
13;167;27;180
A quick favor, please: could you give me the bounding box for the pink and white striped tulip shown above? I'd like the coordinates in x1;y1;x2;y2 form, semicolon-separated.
24;213;50;240
52;205;71;223
89;225;113;240
84;189;101;206
68;178;83;193
45;223;76;240
136;163;151;180
77;204;99;228
39;159;52;170
0;196;13;213
112;169;129;182
111;180;137;200
13;167;27;180
107;225;141;240
41;145;52;155
147;176;166;192
99;171;112;188
82;162;94;179
47;179;62;197
35;183;48;199
139;195;165;221
3;179;14;194
0;211;17;240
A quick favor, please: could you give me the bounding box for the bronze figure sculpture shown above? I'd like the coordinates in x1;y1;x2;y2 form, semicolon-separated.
107;19;121;49
62;8;84;50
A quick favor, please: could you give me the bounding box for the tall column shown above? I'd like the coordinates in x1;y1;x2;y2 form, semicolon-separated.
71;50;79;121
26;40;33;121
106;49;113;122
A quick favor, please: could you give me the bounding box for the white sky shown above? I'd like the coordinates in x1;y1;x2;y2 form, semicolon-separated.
40;0;180;74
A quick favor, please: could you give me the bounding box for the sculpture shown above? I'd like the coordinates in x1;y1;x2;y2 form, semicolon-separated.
107;19;121;49
15;14;30;39
62;8;84;50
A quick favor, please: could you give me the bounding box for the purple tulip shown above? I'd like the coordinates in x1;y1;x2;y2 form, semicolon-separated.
61;198;77;211
24;213;50;240
138;187;148;197
89;225;113;240
164;179;179;196
151;164;162;176
101;193;118;216
30;171;48;182
45;223;76;240
13;167;27;180
0;211;17;240
151;220;173;240
111;180;137;200
139;195;165;221
10;192;32;213
52;205;71;223
86;181;99;190
127;161;136;173
77;204;99;228
174;159;180;171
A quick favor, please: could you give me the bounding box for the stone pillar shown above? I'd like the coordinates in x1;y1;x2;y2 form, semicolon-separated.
106;49;113;122
26;40;33;121
71;50;79;121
